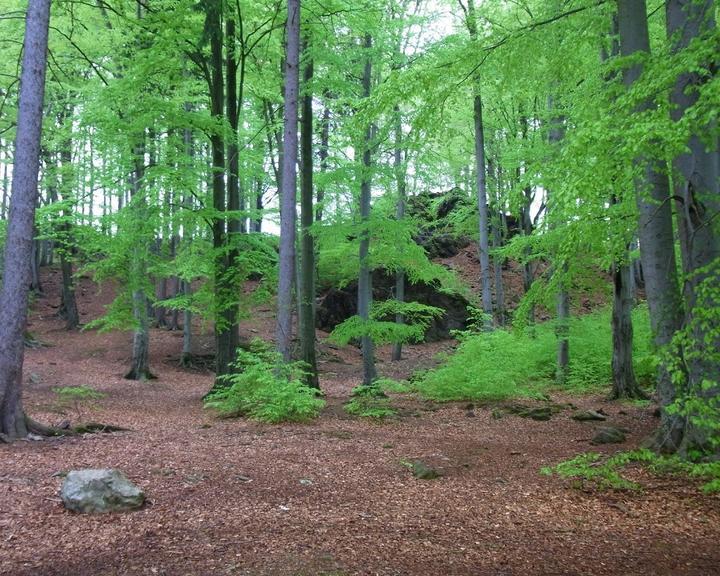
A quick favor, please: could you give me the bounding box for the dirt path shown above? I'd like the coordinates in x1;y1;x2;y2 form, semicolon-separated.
1;269;719;576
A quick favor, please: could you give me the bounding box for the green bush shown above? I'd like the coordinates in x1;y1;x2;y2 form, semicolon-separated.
415;306;655;402
344;380;408;419
53;385;106;421
204;339;325;424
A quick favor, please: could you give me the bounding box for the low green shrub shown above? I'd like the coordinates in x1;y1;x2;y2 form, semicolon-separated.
53;385;106;421
204;339;325;424
344;381;406;419
542;449;720;493
415;306;654;402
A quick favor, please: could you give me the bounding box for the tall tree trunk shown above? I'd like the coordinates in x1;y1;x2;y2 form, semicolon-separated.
29;233;42;294
1;142;10;219
519;113;536;325
316;96;330;224
617;0;685;451
358;34;377;386
0;0;50;441
666;0;720;454
125;139;154;381
299;52;319;387
277;0;300;362
547;97;569;385
611;256;644;398
392;106;406;362
602;15;641;399
464;0;493;321
225;15;241;359
473;93;493;320
180;116;194;362
490;159;506;325
181;280;193;365
204;0;234;382
57;126;80;330
492;211;506;326
253;177;263;232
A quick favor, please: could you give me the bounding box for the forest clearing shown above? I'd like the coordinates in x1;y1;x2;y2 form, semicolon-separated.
1;0;719;574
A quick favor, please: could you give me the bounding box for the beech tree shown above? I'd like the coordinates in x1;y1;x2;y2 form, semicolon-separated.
0;0;51;441
277;0;300;363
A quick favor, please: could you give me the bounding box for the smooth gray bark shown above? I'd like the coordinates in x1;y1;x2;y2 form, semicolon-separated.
603;15;641;399
316;97;330;224
473;93;493;319
611;258;645;398
464;0;493;320
666;0;720;453
358;34;377;386
0;0;51;441
180;124;194;364
203;0;233;382
276;0;300;362
547;97;569;385
125;141;154;381
224;15;241;359
1;143;9;219
391;107;406;362
299;52;319;387
618;0;685;450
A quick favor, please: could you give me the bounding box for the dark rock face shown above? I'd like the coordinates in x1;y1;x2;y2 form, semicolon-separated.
414;230;472;259
316;274;470;342
408;188;472;259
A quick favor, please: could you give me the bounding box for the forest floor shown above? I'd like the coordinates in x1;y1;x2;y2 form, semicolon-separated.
1;267;720;576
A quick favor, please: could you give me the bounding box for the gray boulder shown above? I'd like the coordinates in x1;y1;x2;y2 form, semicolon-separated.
572;410;607;422
591;427;627;445
60;469;145;514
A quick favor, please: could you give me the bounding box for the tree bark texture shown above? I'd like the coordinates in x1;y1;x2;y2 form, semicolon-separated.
392;107;406;362
473;93;493;319
358;34;377;386
276;0;300;362
618;0;685;451
299;53;319;387
0;0;51;441
464;0;493;319
125;141;155;381
547;97;569;385
611;260;645;399
666;0;720;453
204;0;234;381
224;15;241;358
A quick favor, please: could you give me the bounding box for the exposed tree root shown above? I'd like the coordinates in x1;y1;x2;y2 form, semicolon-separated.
72;422;130;434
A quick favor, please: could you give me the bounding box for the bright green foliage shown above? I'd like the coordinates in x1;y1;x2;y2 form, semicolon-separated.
203;339;325;424
329;300;443;347
416;307;654;402
52;385;106;421
542;449;720;493
664;262;720;454
344;381;404;420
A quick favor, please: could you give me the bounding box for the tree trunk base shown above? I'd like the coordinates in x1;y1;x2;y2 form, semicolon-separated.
610;385;650;401
124;368;157;381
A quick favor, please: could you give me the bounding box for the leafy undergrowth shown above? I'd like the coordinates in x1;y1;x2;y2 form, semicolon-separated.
344;379;409;419
542;449;720;493
204;339;325;423
415;306;654;402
